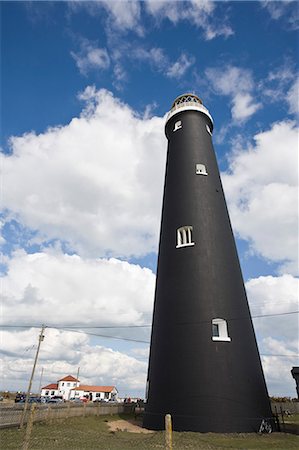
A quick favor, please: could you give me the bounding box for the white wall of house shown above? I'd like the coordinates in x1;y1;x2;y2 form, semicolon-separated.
58;380;79;400
41;388;59;398
70;387;118;402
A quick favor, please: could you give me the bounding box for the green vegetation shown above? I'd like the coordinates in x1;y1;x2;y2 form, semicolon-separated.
0;414;298;450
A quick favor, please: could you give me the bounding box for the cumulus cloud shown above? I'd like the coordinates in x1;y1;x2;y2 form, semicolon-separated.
246;274;298;396
71;39;110;75
222;120;298;274
1;328;148;395
1;249;155;327
145;0;233;40
206;65;262;122
1;88;166;258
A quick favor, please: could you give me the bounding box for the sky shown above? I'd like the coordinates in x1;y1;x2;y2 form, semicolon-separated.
0;0;298;399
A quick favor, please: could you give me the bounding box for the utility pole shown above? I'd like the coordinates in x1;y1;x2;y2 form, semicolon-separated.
19;325;45;429
38;367;44;395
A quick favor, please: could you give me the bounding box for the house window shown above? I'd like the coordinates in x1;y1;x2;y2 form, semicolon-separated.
67;383;70;387
173;120;182;132
96;393;100;398
62;382;64;386
206;124;212;136
212;318;231;342
196;164;208;176
51;391;55;395
45;391;49;396
104;392;109;399
176;226;194;248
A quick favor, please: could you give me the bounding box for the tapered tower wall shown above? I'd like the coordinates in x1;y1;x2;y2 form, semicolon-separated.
143;95;273;433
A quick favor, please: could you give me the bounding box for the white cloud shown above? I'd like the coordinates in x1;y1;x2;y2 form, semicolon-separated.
166;53;195;79
262;1;299;30
69;0;143;36
71;39;110;75
231;92;262;121
1;249;155;327
145;0;233;40
0;248;154;395
132;47;195;79
206;66;262;122
287;77;299;115
100;0;143;35
245;274;298;396
222;120;298;273
2;88;166;258
0;328;148;396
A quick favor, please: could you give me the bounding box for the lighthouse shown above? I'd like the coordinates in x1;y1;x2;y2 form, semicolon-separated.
143;94;273;433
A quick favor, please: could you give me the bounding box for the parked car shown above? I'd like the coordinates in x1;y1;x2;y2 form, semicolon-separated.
93;398;107;403
15;393;26;403
47;396;64;404
18;397;41;403
69;398;82;403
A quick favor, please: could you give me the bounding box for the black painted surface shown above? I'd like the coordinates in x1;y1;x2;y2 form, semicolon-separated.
143;109;273;432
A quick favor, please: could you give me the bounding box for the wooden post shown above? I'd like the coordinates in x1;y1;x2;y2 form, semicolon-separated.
46;405;51;423
22;403;36;450
83;402;86;417
165;414;172;450
67;402;71;419
96;401;100;417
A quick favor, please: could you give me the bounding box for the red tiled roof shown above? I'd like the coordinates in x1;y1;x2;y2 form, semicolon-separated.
72;385;116;393
58;375;79;382
41;383;58;390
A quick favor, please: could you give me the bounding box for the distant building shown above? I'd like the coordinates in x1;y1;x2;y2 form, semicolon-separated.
41;374;118;401
70;385;118;402
41;375;79;400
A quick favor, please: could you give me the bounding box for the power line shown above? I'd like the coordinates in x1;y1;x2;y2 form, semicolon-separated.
0;310;298;330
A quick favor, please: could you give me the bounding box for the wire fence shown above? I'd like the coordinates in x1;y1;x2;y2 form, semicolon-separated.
0;402;135;429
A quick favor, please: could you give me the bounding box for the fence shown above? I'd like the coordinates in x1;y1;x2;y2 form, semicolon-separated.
0;402;135;429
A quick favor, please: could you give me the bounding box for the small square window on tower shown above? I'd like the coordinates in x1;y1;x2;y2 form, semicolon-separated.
173;120;182;132
176;226;194;248
212;318;231;342
196;164;208;176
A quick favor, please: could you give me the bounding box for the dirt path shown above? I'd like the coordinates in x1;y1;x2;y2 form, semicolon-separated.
108;419;154;434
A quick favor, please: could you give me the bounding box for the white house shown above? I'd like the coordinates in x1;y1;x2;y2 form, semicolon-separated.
41;375;80;401
70;385;118;402
41;375;118;402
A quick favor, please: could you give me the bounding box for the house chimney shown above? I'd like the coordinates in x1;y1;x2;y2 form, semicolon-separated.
143;94;273;432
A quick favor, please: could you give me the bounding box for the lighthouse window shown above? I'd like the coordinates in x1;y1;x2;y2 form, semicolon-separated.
196;164;208;176
212;318;231;342
176;226;194;248
173;120;182;132
206;124;212;136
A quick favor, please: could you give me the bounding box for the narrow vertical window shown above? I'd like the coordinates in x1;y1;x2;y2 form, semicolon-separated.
173;120;182;132
212;318;231;342
206;124;212;136
176;226;194;248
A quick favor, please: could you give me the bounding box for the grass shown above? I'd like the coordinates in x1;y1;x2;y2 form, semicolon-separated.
0;414;298;450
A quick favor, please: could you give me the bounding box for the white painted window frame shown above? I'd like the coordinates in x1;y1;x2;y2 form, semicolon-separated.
196;164;208;176
173;120;182;132
212;318;231;342
176;226;194;248
206;124;212;136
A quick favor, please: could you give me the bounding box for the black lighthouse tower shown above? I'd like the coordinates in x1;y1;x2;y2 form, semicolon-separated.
143;94;273;433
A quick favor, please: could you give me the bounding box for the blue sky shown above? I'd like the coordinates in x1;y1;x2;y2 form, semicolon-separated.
1;1;298;398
